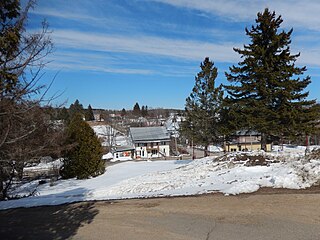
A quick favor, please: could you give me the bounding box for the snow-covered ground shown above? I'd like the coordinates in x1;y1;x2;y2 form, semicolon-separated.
23;159;63;172
1;146;319;210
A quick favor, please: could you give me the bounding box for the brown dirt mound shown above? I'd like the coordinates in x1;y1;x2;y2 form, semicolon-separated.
306;148;320;160
218;153;279;166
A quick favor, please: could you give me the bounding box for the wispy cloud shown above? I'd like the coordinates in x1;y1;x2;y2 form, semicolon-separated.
30;5;140;34
294;48;320;68
149;0;258;21
32;0;320;76
52;30;240;62
48;61;154;75
149;0;320;31
51;29;320;69
47;50;199;77
31;7;100;22
47;51;155;75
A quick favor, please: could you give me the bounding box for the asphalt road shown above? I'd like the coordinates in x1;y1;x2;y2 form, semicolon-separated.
1;189;319;240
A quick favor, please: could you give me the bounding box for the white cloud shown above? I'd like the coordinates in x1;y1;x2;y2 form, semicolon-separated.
149;0;258;21
32;1;320;73
47;51;198;76
52;30;240;62
47;52;155;75
150;0;320;31
31;7;100;22
294;48;320;68
51;29;320;68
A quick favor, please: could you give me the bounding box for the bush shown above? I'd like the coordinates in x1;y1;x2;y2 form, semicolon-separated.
61;114;105;179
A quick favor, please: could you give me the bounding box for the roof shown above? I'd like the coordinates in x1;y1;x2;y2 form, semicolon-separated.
235;130;260;136
129;126;170;142
113;145;135;152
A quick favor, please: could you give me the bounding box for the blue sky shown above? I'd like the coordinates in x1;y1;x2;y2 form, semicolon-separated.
27;0;320;110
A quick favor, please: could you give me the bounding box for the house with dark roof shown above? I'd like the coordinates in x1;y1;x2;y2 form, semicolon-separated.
129;126;171;159
111;145;135;161
225;130;272;152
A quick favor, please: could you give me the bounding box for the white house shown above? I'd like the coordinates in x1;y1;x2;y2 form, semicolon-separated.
129;126;171;159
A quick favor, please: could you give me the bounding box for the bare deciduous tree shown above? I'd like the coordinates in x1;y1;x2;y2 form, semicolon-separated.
0;0;63;200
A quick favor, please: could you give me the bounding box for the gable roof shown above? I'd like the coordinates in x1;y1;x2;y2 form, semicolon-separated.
235;130;260;136
129;126;170;142
112;145;135;153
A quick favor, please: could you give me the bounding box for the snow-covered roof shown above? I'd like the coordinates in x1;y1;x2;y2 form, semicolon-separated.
113;145;135;152
130;126;170;142
235;130;260;136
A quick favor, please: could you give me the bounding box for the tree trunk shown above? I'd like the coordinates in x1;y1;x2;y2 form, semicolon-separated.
204;145;209;157
261;133;267;151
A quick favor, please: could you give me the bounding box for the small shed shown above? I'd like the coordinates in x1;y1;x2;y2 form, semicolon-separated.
112;145;135;161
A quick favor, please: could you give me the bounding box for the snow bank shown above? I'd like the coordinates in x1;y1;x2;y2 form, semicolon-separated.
102;153;113;160
1;149;319;210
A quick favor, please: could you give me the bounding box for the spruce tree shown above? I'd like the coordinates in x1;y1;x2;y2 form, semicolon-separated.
69;99;84;118
0;0;21;95
133;102;141;116
121;108;126;117
225;8;319;149
181;57;224;156
85;104;95;121
61;113;105;179
57;107;70;122
141;105;148;117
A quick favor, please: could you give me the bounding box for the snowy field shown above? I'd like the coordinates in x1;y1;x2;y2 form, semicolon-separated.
0;146;319;210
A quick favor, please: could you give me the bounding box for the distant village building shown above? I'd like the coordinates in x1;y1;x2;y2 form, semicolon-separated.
112;145;135;161
165;113;185;138
92;110;104;122
225;130;272;152
129;126;171;159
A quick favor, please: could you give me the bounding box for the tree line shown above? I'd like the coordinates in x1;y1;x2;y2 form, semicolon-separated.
181;8;320;155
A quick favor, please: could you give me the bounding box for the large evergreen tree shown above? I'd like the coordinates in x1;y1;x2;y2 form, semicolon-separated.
61;114;105;179
224;8;319;150
181;57;224;156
